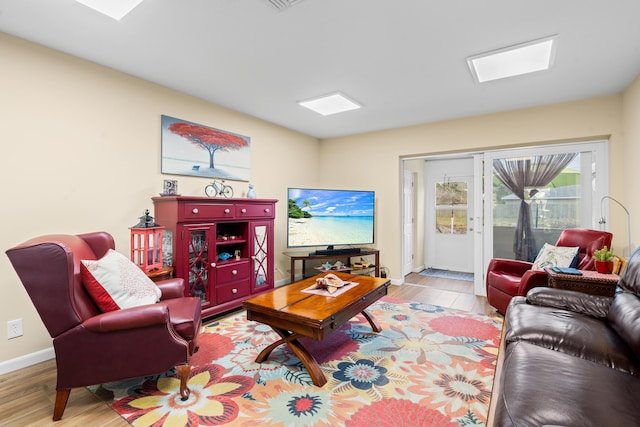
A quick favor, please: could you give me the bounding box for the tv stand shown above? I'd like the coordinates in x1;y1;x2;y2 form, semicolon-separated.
284;249;379;283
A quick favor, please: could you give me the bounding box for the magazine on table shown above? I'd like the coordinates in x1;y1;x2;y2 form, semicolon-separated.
551;266;583;275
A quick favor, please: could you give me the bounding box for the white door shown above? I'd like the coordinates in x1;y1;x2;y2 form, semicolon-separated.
403;170;414;275
425;158;474;272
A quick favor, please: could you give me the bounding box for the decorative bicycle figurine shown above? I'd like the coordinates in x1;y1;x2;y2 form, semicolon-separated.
205;178;234;198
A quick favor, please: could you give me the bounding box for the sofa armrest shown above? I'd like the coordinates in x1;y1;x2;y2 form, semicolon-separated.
526;287;613;319
157;278;185;300
487;258;534;276
83;303;170;332
518;269;550;296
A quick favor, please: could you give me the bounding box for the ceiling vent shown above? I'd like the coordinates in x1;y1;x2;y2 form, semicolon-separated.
268;0;305;11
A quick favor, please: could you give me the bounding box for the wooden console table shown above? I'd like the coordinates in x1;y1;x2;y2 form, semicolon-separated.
545;268;619;297
284;249;380;283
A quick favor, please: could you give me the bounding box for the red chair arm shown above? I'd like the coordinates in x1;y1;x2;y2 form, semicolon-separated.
157;278;185;300
518;269;550;296
487;258;534;276
83;303;169;333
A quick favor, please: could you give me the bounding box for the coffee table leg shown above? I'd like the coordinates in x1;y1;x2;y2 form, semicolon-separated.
361;309;382;333
255;327;327;387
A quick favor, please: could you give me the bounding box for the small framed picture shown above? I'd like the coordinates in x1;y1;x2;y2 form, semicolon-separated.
162;179;178;196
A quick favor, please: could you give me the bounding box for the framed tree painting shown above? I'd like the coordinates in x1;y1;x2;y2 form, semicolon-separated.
161;115;250;181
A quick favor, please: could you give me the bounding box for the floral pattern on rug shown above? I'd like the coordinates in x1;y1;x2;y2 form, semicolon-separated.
98;297;502;427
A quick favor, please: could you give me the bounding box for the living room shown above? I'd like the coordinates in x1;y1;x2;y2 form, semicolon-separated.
2;1;640;425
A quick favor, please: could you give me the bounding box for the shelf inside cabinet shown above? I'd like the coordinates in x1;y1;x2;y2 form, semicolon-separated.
216;239;247;245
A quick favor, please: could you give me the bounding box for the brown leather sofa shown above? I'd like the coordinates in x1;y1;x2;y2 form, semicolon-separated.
492;246;640;426
6;232;202;421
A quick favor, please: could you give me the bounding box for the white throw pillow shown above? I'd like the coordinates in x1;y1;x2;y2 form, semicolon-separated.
81;249;161;312
531;243;579;270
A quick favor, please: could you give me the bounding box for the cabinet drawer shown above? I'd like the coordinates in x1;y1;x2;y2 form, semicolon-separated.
182;203;234;220
216;261;250;284
216;280;250;304
236;203;274;219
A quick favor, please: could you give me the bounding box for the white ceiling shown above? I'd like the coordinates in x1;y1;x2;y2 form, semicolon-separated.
2;0;640;139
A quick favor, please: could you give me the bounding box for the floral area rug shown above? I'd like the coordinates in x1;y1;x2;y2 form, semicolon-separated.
95;297;503;427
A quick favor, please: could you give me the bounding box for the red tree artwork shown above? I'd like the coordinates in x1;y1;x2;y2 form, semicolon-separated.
168;122;249;170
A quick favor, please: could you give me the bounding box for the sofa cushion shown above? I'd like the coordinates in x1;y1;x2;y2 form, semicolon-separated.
495;341;640;427
81;249;161;312
505;297;638;374
531;243;579;270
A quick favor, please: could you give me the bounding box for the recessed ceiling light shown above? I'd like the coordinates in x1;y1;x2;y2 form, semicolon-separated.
76;0;144;20
467;35;557;83
298;92;362;116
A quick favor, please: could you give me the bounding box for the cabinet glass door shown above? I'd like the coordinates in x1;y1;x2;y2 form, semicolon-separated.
186;226;214;305
251;223;270;290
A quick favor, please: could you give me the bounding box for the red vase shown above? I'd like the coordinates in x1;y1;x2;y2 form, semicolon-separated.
595;260;614;274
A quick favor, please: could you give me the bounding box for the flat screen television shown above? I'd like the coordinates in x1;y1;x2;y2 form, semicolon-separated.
287;187;375;252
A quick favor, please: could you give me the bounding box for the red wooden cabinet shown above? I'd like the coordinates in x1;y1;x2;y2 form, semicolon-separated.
153;196;277;318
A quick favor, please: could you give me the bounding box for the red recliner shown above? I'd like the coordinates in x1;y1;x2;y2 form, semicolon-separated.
486;228;613;314
5;232;202;421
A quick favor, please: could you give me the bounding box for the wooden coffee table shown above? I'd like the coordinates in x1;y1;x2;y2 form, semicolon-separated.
242;272;390;386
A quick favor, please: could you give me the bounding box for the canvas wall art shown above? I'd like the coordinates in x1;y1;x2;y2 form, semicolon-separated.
161;115;250;181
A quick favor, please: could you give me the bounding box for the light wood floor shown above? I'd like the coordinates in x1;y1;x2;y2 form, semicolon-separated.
0;274;498;426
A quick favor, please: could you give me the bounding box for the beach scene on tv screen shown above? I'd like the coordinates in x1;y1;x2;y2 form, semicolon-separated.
288;188;374;247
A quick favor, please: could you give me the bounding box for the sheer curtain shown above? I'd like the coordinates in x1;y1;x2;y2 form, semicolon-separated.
493;153;577;261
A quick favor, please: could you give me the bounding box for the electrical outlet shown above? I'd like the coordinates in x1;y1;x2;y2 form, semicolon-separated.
7;319;23;339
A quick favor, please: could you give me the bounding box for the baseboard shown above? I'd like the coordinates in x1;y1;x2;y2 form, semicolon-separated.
0;347;55;375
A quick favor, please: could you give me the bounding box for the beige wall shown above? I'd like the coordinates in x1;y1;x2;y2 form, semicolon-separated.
319;95;627;281
0;33;319;364
1;30;638;368
622;75;640;254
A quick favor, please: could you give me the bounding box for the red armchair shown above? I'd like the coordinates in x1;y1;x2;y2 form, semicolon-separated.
486;228;613;314
5;232;202;421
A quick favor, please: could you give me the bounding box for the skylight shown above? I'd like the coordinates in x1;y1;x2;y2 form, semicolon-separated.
298;92;362;116
75;0;144;20
467;36;557;83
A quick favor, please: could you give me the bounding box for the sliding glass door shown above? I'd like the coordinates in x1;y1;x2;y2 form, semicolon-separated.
484;141;608;266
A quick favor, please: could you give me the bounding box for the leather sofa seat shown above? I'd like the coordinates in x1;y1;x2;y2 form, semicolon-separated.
496;341;640;427
506;297;638;374
492;246;640;426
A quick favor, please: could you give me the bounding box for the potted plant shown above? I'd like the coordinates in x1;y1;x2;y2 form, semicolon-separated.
593;246;615;274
